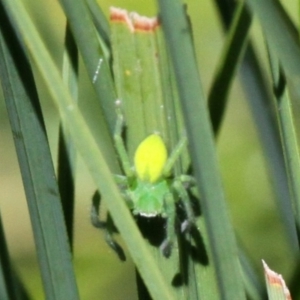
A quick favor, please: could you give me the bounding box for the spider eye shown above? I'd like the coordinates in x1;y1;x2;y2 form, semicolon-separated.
134;134;167;183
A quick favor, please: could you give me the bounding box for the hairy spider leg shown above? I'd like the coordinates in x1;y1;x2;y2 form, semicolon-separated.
163;134;188;177
114;174;129;187
159;134;198;255
160;192;177;257
114;174;134;209
179;174;199;199
91;191;126;261
173;177;196;232
113;108;134;178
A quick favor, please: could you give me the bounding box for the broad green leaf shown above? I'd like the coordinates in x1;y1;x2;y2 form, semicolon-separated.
110;10;187;299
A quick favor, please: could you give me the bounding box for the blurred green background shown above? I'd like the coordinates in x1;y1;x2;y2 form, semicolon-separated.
0;0;298;298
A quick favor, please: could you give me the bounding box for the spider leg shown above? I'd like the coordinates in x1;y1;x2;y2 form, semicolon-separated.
114;106;134;178
114;174;129;189
178;174;199;199
105;214;126;261
91;190;126;261
162;134;187;177
160;193;176;258
113;174;134;210
173;177;195;233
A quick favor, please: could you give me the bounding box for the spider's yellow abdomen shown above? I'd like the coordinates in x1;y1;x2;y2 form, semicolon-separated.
134;134;167;183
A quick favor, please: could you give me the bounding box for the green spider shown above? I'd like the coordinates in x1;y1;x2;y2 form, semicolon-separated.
91;111;197;259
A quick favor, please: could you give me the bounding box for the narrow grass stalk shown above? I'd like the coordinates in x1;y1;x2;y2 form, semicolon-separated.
0;4;79;299
59;0;116;134
57;24;79;249
0;215;11;300
246;0;300;78
85;0;110;50
268;47;300;240
158;0;246;298
0;213;29;300
209;1;252;134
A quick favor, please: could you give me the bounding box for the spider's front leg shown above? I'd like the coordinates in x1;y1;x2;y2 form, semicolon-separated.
114;104;134;179
160;192;177;258
90;105;135;261
162;134;197;232
163;134;188;177
91;190;126;261
173;175;197;232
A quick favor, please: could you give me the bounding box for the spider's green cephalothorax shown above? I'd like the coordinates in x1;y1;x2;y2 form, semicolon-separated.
132;179;170;216
91;112;197;258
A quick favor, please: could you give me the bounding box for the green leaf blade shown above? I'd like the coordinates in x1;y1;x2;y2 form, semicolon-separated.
209;1;252;134
0;4;79;299
59;0;117;137
157;0;246;298
246;0;300;78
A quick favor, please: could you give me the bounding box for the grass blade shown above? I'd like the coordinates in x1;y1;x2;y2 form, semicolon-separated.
262;260;292;300
59;0;116;133
268;44;300;240
85;0;110;49
0;213;29;300
58;23;79;249
215;0;299;252
59;0;120;175
209;1;252;134
246;0;300;77
0;215;11;300
110;10;187;298
110;9;146;156
157;0;246;298
238;244;265;299
0;4;79;299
